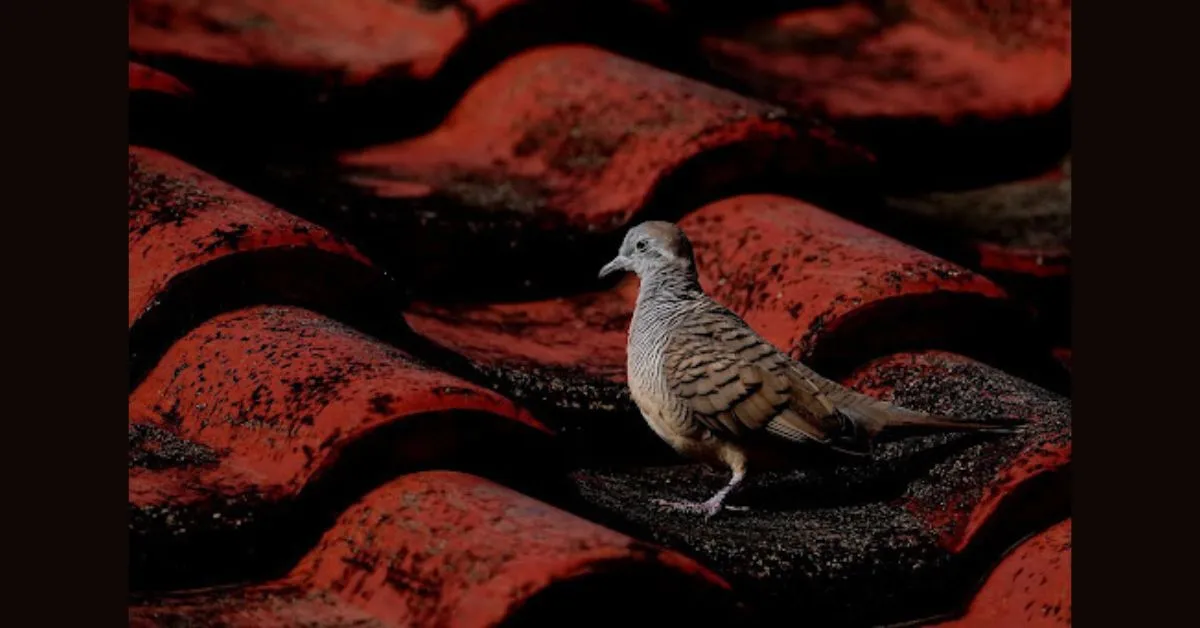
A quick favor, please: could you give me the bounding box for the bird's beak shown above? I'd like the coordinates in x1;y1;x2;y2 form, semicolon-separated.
598;256;629;279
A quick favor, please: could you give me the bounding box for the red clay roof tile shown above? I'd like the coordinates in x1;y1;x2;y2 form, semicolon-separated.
128;0;684;134
341;44;869;230
128;147;374;329
323;44;872;300
130;584;389;628
128;146;405;385
570;349;1068;625
697;0;1071;123
885;156;1071;280
130;305;551;589
403;193;1064;462
130;61;192;96
128;2;1071;624
130;0;466;84
931;519;1070;626
842;351;1070;554
680;195;1019;367
131;471;738;627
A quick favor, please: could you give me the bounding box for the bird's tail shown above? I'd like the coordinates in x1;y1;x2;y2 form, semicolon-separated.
835;389;1026;441
871;409;1026;439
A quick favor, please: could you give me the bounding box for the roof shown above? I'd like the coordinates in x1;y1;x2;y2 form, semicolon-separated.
129;1;1071;625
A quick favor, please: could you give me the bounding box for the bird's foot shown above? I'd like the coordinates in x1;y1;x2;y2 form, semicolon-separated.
651;498;748;519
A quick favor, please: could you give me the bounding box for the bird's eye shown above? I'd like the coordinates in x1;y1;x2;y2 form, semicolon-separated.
635;240;647;252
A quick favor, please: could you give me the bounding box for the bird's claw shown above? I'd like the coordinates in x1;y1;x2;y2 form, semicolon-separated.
651;498;747;519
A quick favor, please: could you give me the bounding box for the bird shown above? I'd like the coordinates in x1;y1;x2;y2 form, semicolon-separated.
598;220;1024;518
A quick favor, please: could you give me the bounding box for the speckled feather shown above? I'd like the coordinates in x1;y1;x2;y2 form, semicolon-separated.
610;221;1022;476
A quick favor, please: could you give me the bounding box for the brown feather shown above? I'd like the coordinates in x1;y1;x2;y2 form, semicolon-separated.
663;307;868;453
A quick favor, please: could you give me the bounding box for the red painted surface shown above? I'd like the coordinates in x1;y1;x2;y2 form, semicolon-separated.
415;190;1016;372
564;346;1069;623
887;156;1072;280
932;519;1071;626
131;471;734;628
407;280;636;387
404;194;1057;457
681;194;1011;362
127;1;1070;624
843;351;1070;554
129;0;465;84
128;146;374;329
130;305;547;515
293;471;730;625
341;45;871;232
130;586;385;628
129;61;192;96
699;0;1071;122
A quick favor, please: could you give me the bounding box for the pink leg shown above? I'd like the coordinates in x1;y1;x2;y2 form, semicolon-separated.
653;469;748;518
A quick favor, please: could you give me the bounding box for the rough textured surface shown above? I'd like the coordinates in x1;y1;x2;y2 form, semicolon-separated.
128;146;372;328
880;155;1072;345
694;0;1071;191
843;352;1070;553
255;45;874;302
129;0;684;88
404;282;649;464
127;147;398;386
402;194;1067;464
697;0;1071;122
933;519;1071;626
128;2;1071;625
567;350;1068;626
130;306;553;590
132;472;738;628
127;0;692;148
678;195;1061;384
130;0;466;84
884;156;1071;277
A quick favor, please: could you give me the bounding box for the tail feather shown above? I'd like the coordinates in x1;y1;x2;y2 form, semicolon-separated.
874;410;1027;437
786;361;1026;444
832;388;1026;440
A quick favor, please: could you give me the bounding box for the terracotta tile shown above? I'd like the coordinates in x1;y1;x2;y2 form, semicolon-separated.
694;1;1071;190
131;471;738;627
404;282;651;462
130;305;552;590
402;193;1063;465
130;61;192;96
880;155;1071;345
931;519;1071;626
698;0;1070;123
290;44;872;300
130;0;466;85
885;156;1071;280
126;5;1071;624
128;146;398;385
682;195;1026;373
129;65;198;152
843;351;1070;555
571;350;1069;625
130;585;386;628
128;0;687;145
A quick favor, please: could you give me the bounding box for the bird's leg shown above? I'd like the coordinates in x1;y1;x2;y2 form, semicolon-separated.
653;468;748;518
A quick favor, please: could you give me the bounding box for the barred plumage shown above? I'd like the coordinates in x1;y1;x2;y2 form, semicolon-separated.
599;220;1024;518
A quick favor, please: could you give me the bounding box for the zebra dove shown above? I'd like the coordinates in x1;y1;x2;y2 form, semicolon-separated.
599;221;1024;518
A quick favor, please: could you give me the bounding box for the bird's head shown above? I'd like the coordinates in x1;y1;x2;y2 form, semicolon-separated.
598;221;698;280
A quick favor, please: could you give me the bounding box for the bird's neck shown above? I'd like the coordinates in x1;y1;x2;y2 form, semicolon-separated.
632;267;704;331
628;268;703;392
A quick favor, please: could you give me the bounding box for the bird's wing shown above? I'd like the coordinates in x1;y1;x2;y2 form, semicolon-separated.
663;305;868;454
